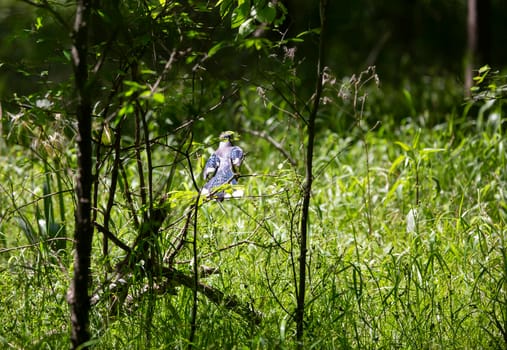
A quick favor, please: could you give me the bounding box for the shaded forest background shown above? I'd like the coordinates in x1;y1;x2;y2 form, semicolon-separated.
2;0;507;121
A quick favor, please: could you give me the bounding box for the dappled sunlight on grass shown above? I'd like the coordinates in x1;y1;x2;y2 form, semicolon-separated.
2;114;507;347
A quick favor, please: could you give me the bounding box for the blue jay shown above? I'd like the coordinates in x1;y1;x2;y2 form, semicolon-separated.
202;131;244;199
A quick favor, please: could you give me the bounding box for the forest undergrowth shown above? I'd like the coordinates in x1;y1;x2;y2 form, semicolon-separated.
1;107;506;349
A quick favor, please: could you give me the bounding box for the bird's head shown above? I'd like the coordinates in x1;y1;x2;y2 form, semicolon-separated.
219;131;239;142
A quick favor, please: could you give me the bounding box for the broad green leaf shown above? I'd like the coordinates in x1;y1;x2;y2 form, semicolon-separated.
238;18;255;38
152;92;165;104
231;0;251;28
255;2;276;23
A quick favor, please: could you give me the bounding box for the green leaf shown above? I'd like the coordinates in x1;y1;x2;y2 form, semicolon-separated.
389;154;406;174
231;0;251;28
124;80;144;90
385;177;404;203
139;90;165;103
420;148;446;155
394;141;411;152
124;80;144;97
140;90;151;99
478;64;491;74
62;50;71;62
412;129;420;149
152;92;165;104
217;0;234;17
16;216;37;245
166;190;197;206
141;69;157;75
208;41;227;57
402;89;416;116
35;17;43;30
255;2;276;23
118;103;134;117
296;28;321;38
96;9;111;23
238;18;255;38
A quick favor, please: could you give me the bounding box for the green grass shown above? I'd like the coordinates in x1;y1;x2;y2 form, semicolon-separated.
1;113;507;348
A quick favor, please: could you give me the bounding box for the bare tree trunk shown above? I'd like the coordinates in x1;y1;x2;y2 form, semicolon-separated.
465;0;477;96
477;0;491;65
68;0;94;348
295;0;327;347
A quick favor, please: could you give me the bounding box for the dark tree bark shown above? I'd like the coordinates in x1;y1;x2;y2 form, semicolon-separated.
465;0;477;96
464;0;492;96
68;0;94;348
477;0;491;65
295;0;327;347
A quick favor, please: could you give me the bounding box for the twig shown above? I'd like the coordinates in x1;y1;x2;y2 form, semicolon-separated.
242;129;297;166
189;198;199;348
148;50;177;94
0;238;74;254
20;0;71;31
134;107;147;214
164;208;193;267
99;118;124;260
119;162;140;229
176;239;278;264
5;189;73;214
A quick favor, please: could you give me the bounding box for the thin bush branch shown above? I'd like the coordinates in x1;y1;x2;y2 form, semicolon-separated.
164;208;193;267
119;162;140;229
134;107;148;215
100;119;124;260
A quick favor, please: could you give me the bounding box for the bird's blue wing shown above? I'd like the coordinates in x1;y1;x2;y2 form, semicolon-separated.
203;153;220;179
203;169;234;190
230;146;244;167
